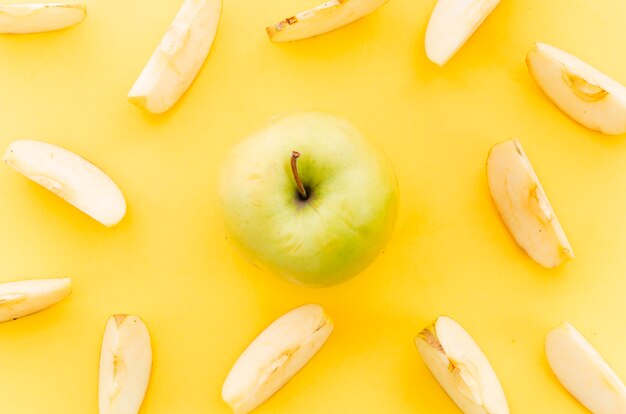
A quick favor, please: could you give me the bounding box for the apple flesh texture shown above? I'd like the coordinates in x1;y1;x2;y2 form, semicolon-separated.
546;322;626;414
219;112;398;287
486;139;573;268
0;278;71;323
415;316;509;414
0;2;86;34
266;0;389;43
99;315;152;414
425;0;501;66
222;304;333;414
3;140;126;227
128;0;222;114
526;42;626;135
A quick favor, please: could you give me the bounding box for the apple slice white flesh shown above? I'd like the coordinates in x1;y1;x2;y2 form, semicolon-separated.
0;278;71;323
266;0;388;43
425;0;501;66
415;316;509;414
546;322;626;414
3;140;126;227
487;139;574;268
0;2;86;34
527;43;626;135
99;315;152;414
222;304;333;414
128;0;222;114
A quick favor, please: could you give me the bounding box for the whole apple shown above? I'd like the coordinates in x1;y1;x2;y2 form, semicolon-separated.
219;111;398;287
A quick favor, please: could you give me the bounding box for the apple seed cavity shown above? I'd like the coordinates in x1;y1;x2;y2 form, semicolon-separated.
562;71;608;102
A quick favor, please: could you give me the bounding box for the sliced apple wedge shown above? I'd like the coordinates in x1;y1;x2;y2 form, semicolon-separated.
266;0;388;43
0;278;71;323
0;2;86;34
546;322;626;413
415;316;509;414
425;0;501;66
486;139;573;268
3;140;126;227
128;0;222;114
222;304;333;414
527;43;626;135
99;315;152;414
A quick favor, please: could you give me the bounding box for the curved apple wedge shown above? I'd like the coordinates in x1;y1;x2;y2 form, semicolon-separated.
99;315;152;414
487;139;573;268
415;316;509;414
0;2;86;34
0;278;71;323
546;322;626;414
425;0;501;66
527;43;626;135
3;140;126;227
128;0;222;114
266;0;388;43
222;304;333;414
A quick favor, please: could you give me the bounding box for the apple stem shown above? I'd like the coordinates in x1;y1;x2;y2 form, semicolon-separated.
290;151;308;200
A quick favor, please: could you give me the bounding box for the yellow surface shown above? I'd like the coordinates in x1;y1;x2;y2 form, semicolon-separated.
0;0;625;412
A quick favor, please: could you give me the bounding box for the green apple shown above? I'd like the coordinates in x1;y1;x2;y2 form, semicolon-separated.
219;111;398;287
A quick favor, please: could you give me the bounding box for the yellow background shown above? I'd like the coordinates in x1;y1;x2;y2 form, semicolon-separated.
0;0;625;412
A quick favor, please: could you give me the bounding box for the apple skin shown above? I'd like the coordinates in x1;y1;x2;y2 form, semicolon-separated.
219;111;398;287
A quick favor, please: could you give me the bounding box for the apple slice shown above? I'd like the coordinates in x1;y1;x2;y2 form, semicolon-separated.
99;315;152;414
0;2;86;34
486;139;574;268
3;140;126;227
415;316;509;414
128;0;222;114
222;304;333;414
527;43;626;135
425;0;501;66
0;278;71;323
266;0;388;43
546;322;626;413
